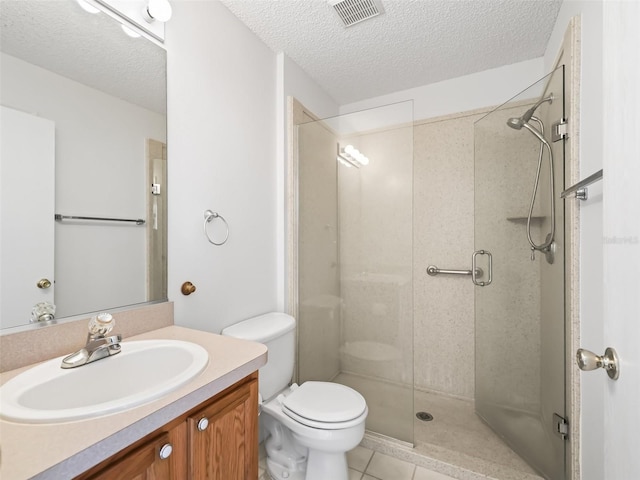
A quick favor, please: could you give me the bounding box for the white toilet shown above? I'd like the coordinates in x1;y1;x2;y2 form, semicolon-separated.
222;312;368;480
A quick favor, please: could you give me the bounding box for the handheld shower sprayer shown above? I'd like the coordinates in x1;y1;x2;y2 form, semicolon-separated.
506;94;554;130
506;94;556;263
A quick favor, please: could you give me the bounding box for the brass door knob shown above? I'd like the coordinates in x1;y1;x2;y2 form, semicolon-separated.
181;282;196;295
37;278;52;289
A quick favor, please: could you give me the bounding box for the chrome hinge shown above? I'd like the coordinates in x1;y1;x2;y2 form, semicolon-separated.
151;183;161;195
553;413;569;440
552;118;568;142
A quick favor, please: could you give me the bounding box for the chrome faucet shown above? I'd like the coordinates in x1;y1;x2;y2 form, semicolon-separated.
61;313;122;369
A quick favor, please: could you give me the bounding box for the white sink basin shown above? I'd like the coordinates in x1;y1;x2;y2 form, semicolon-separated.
0;339;209;424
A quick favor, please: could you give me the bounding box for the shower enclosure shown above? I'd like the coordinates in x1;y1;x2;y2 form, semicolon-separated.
474;66;566;479
293;64;567;480
294;101;415;445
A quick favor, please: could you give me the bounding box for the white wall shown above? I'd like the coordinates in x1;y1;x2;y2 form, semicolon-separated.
276;52;339;310
0;52;166;319
278;53;339;121
165;0;278;333
339;57;544;120
544;3;604;479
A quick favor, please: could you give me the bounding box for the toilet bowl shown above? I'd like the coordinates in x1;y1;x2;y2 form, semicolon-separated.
263;382;367;480
221;313;368;480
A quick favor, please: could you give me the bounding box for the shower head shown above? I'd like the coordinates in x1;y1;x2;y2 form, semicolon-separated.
506;93;554;130
506;116;526;130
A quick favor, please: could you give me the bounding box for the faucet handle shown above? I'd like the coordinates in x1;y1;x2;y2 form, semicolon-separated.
88;312;115;336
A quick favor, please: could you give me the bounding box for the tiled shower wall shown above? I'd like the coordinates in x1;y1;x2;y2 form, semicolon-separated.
413;112;477;398
339;106;542;400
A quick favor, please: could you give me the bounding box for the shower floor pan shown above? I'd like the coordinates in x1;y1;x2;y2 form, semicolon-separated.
335;373;544;480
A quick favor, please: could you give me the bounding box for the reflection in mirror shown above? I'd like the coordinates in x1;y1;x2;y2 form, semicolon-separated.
0;1;167;331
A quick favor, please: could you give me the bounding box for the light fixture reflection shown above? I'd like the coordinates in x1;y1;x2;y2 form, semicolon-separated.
337;144;369;168
336;156;354;168
142;0;173;23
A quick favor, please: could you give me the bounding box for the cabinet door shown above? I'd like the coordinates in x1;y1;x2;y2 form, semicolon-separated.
188;377;259;480
84;427;186;480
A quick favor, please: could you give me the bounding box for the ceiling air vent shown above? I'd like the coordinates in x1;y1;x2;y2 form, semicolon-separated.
329;0;385;27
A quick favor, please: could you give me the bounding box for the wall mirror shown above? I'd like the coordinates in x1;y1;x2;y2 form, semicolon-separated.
0;0;167;331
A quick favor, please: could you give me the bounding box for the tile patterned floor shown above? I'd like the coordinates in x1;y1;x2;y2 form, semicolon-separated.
260;444;455;480
348;446;456;480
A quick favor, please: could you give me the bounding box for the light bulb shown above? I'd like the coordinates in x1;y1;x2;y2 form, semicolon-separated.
143;0;172;23
344;145;356;156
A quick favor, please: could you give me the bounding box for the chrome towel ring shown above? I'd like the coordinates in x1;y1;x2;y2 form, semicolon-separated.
203;210;229;246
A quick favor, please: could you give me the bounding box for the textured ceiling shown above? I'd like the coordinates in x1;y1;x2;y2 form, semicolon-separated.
0;1;166;114
220;0;563;105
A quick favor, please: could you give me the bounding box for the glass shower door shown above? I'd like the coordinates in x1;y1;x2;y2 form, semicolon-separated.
473;67;566;479
296;101;414;445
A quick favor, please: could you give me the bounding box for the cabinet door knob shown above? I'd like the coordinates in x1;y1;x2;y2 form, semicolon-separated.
158;443;173;460
197;417;209;431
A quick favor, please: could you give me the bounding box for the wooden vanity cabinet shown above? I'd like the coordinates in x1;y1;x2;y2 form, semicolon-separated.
187;373;259;479
79;427;187;480
76;373;258;480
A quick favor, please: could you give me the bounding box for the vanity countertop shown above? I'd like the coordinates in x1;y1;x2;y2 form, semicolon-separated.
0;325;268;480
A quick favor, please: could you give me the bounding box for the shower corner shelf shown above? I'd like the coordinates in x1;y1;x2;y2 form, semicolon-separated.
506;216;544;224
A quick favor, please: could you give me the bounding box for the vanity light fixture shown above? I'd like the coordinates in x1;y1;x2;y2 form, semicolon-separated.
75;0;101;14
337;144;370;168
142;0;172;23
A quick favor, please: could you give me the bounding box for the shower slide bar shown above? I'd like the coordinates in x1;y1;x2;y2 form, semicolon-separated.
55;214;145;225
561;169;603;200
426;265;483;277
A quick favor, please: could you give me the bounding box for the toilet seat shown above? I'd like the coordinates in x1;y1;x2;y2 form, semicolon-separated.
281;382;367;430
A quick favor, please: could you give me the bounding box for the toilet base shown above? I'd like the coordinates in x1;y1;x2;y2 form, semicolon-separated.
266;457;306;480
266;451;349;480
263;414;307;480
305;450;349;480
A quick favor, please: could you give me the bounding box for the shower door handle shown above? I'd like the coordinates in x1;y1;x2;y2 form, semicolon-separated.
472;250;492;286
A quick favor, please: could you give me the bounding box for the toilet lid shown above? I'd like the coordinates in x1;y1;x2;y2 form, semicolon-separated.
282;382;366;424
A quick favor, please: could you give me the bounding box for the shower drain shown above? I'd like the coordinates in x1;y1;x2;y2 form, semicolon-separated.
416;411;434;422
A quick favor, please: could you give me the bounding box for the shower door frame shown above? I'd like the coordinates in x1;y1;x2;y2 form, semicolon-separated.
285;97;316;348
559;17;581;480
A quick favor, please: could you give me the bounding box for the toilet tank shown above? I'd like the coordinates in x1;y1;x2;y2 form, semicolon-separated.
221;312;296;402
